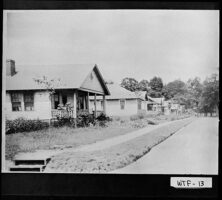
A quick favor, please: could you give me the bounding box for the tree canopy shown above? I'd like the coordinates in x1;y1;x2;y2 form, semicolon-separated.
138;79;149;91
149;76;163;92
198;74;219;114
120;77;139;92
120;73;218;115
162;79;187;100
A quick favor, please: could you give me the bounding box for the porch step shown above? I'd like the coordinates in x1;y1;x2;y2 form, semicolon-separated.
10;151;53;172
14;158;51;166
10;165;46;172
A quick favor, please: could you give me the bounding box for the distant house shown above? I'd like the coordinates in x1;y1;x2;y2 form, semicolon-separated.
163;100;186;115
146;96;165;113
5;59;110;122
89;83;146;116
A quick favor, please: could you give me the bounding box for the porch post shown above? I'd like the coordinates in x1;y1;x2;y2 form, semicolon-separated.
87;92;90;112
103;95;106;115
59;92;62;105
94;93;97;117
73;91;77;119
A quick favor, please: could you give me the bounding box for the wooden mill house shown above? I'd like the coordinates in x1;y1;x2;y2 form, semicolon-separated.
5;59;110;123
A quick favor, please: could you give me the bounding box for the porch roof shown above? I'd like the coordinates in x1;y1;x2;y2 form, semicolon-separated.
6;64;110;95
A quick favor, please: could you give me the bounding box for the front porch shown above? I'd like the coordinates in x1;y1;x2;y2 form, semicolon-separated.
50;89;106;119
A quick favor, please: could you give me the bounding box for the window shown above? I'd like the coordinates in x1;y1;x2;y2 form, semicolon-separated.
147;104;153;111
24;92;34;111
120;99;125;110
138;99;142;110
11;93;22;111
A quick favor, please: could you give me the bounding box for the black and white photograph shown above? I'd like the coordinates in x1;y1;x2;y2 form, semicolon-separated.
2;9;219;177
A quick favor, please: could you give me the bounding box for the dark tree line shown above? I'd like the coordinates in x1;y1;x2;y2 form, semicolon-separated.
120;73;219;115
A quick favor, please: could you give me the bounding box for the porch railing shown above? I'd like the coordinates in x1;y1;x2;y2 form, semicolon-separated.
52;109;104;119
51;109;73;118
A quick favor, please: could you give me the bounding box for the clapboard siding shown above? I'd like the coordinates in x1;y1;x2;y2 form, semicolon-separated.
5;91;51;120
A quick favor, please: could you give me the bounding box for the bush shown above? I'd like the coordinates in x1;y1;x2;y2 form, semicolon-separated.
77;111;95;127
130;113;147;121
96;112;112;122
130;115;139;121
95;113;112;128
137;112;147;119
6;118;49;134
53;116;75;128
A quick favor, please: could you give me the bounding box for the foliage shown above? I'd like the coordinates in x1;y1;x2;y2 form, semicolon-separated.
53;117;75;127
34;76;62;96
130;115;142;121
76;110;95;127
95;113;112;127
147;89;162;98
121;77;139;92
53;103;75;127
149;76;163;92
6;118;49;134
186;77;203;109
198;74;219;114
96;112;112;122
162;79;187;100
76;111;111;128
138;79;150;91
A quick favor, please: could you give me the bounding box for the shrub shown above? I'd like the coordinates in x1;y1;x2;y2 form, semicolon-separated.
130;115;139;121
6;118;49;134
53;116;75;128
96;112;112;122
137;112;147;119
77;111;95;127
95;113;112;127
130;113;149;121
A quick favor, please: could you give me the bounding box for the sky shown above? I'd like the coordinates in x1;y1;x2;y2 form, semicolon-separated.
4;10;219;84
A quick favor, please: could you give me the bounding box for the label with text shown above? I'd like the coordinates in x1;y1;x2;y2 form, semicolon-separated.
170;177;212;188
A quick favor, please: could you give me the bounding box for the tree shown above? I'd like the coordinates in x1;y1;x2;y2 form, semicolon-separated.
146;76;164;98
149;76;163;92
121;77;139;92
162;79;187;100
138;79;149;91
186;77;203;109
147;89;162;98
34;76;62;96
199;73;219;116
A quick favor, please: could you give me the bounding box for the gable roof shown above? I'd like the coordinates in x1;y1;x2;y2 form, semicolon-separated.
90;83;144;100
147;96;165;104
6;63;110;95
134;91;147;101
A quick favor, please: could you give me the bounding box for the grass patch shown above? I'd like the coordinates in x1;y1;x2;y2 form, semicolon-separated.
5;113;191;161
5;121;138;160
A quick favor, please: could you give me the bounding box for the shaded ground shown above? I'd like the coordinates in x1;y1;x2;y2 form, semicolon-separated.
45;118;193;173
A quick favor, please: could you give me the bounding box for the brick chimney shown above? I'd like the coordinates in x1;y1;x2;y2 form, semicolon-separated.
6;59;16;76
